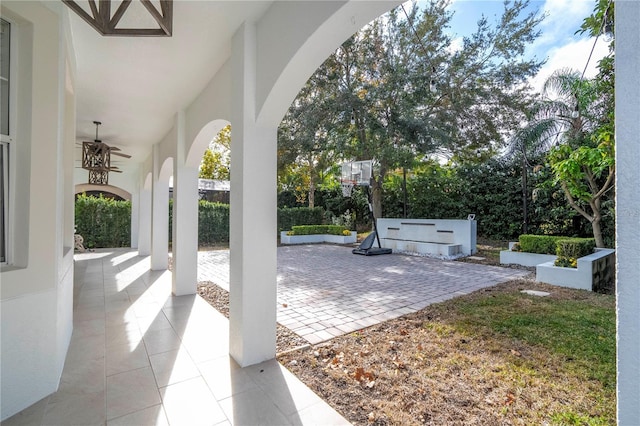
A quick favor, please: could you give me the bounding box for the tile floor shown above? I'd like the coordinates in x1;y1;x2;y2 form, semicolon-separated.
199;245;530;344
3;249;348;426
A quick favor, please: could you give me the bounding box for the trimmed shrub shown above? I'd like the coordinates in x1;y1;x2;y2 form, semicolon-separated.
75;194;131;248
290;225;348;236
555;238;595;260
198;201;230;245
518;234;564;254
169;200;230;246
277;207;324;232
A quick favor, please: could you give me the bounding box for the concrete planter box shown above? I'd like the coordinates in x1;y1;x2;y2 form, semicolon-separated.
280;231;357;245
536;248;615;291
500;247;557;267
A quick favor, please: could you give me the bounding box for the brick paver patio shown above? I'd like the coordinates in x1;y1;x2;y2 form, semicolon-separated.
198;245;529;345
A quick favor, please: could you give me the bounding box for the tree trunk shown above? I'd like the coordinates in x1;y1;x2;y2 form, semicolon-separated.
591;217;605;248
521;157;528;234
402;167;408;218
590;198;605;248
308;181;315;209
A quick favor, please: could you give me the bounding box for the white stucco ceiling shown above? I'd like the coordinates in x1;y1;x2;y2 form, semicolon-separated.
70;1;272;167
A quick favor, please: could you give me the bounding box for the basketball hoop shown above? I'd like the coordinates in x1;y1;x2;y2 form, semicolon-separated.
341;182;354;197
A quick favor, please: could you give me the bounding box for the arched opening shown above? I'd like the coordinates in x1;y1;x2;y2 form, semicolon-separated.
74;183;132;201
186;119;231;169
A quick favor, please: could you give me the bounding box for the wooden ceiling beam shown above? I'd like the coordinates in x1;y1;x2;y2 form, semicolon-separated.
63;0;173;37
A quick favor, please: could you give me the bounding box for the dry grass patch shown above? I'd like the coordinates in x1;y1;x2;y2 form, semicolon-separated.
278;280;615;425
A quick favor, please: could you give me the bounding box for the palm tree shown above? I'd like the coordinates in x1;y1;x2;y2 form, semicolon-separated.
507;68;614;247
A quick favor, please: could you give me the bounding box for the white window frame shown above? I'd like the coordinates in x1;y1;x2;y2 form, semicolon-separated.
1;17;15;266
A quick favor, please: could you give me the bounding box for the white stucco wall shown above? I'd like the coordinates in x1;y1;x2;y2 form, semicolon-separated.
0;2;76;420
185;61;232;167
615;1;640;423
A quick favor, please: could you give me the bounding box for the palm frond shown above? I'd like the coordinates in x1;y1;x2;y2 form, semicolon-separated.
542;68;581;100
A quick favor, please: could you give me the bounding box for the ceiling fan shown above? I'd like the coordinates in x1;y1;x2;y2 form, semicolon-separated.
80;121;131;185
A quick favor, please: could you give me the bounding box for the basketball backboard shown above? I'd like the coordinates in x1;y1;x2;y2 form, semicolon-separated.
340;160;373;186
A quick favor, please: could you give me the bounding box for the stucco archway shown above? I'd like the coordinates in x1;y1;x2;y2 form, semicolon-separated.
75;183;132;201
186;120;231;170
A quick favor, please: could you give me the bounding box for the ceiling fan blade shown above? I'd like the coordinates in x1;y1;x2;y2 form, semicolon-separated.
111;151;132;158
110;170;123;173
109;146;121;151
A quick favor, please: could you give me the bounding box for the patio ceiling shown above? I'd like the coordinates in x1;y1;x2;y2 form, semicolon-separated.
70;1;273;170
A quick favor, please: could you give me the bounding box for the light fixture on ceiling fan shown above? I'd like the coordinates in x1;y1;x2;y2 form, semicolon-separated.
80;121;131;185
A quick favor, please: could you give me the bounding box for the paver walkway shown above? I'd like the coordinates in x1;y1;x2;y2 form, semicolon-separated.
198;245;529;345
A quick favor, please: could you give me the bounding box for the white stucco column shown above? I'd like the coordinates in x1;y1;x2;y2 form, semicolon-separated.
615;2;640;423
130;191;139;249
138;185;151;256
151;145;169;270
229;22;278;367
172;111;199;295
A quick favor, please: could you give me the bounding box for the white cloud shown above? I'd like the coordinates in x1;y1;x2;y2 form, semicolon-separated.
529;36;609;94
542;0;592;23
447;36;463;54
533;0;594;50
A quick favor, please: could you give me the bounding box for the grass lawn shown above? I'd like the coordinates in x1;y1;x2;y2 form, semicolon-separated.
279;280;616;425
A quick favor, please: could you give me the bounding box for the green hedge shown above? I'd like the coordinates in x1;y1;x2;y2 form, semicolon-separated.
290;225;348;236
75;194;131;248
518;234;565;255
198;201;230;245
277;207;324;232
556;238;595;259
169;203;327;245
518;234;595;263
169;200;230;246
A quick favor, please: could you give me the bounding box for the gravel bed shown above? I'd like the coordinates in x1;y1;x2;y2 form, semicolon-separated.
197;281;309;354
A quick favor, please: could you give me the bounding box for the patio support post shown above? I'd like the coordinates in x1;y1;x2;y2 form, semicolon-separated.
171;111;199;295
151;144;169;270
615;1;640;423
130;191;139;249
138;184;152;256
229;21;278;367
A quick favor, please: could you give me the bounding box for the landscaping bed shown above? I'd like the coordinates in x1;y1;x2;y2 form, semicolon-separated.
197;282;308;354
280;225;357;245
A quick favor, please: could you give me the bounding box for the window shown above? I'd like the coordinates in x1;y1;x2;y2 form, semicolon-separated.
1;18;10;263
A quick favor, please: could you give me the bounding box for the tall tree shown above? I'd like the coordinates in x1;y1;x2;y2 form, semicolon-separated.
278;69;340;207
279;0;545;218
508;0;615;248
511;69;614;247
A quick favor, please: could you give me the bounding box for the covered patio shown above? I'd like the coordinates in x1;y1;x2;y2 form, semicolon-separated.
0;1;638;423
3;249;347;425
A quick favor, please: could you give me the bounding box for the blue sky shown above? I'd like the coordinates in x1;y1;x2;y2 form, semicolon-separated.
441;0;609;91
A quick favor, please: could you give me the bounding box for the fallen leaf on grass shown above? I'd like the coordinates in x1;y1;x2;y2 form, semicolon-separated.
392;356;406;369
505;393;516;405
510;349;522;357
354;367;376;388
